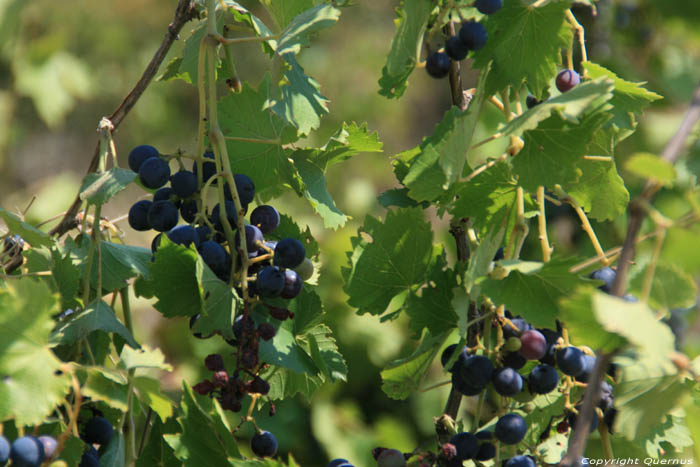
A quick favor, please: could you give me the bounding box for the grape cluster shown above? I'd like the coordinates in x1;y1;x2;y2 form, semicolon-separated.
425;1;501;79
78;415;114;466
125;146;315;460
439;308;618;463
328;458;356;467
0;434;57;467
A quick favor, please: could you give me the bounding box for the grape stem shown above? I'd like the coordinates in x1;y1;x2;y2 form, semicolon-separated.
566;10;588;68
537;186;553;262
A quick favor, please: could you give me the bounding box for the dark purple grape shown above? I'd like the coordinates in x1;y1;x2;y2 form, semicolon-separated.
250;205;281;234
448;432;478;460
495;413;527;445
503;318;530;339
211;201;239;233
171;170;198;198
179;199;198;223
491;367;523;396
328;460;351;467
274;238;306;269
193;151;217;184
280;269;302;299
445;36;469;61
528;364;559;394
166;225;200;248
139;156;171;189
504;455;536;467
474;442;496;461
556;347;586;376
224;174;256;205
128;200;152;231
199;241;231;281
425;51;451;78
83;416;114;445
502;351;527;370
575;355;596;382
250;431;277;458
0;435;9;465
147;200;179;232
153;187;180;207
256;266;286;297
195;225;212;242
568;405;599;433
458;355;494;390
555;69;581;93
128;145;159;172
235;225;264;252
519;329;547;360
459;21;488;50
10;436;44;466
525;95;541;109
475;0;502;14
451;370;482;396
589;266;616;293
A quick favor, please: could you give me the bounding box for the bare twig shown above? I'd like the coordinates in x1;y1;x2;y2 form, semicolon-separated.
49;0;196;237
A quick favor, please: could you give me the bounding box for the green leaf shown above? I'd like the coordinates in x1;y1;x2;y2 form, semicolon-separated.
82;368;128;411
0;279;71;425
164;383;240;465
135;417;180;467
292;150;348;229
378;188;423;208
275;4;341;55
78;168;136;205
99;431;126;467
568;156;629;221
343;208;435;317
500;78;615;138
50;248;81;311
559;288;629;352
272;54;329;136
300;324;347;383
405;254;458;337
50;300;139;349
157;56;185;82
380;331;448;400
512;111;612;191
625;152;677;184
480;258;589;328
219;76;300;197
568;289;676;355
472;1;572;98
450;161;519;238
258;325;317;374
133;375;174;421
118;345;172;371
177;22;209;85
0;206;53;247
686;403;700;461
318;122;383;168
583;61;663;130
145;238;203;318
260;0;314;29
464;224;506;292
288;287;324;336
628;261;698;311
614;355;693;441
191;258;239;341
378;0;433;99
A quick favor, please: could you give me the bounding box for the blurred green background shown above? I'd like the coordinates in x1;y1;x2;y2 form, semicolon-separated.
1;0;700;464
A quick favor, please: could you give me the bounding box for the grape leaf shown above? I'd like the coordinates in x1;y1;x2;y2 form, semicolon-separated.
219;76;300;197
500;78;615;138
342;208;435;317
79;168;136;205
378;188;423;208
99;431;126;467
0;279;71;426
449;161;519;238
472;0;572;98
260;0;314;29
583;61;663;130
82;367;128;411
272;54;329;136
288;287;324;336
378;0;433;99
0;206;53;248
190;259;239;340
275;4;341;55
50;299;139;349
318;121;383;168
50;247;81;311
136;417;180;467
627;261;698;311
118;345;172;371
568;157;629;221
258;324;317;375
614;355;693;441
300;324;347;383
265;213;319;257
133;375;174;421
380;331;448;400
625;152;676;184
405;254;458;337
164;383;240;465
480;257;589;328
143;238;203;318
176;22;209;85
513;111;612;191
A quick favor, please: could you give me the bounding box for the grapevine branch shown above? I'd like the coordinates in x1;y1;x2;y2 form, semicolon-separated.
562;81;700;467
49;0;197;237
